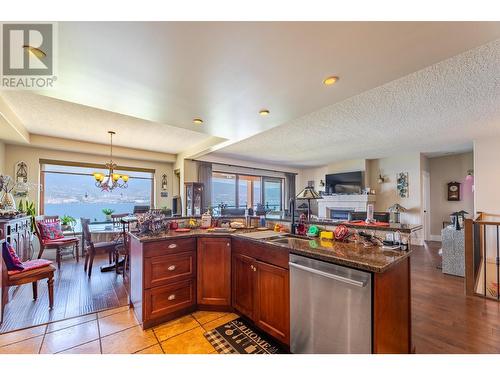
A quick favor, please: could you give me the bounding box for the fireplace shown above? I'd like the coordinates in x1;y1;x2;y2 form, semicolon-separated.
330;209;353;221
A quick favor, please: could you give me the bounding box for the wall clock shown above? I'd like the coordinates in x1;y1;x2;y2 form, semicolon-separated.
447;182;461;201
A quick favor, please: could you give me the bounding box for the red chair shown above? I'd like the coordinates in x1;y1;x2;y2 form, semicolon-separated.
34;216;79;270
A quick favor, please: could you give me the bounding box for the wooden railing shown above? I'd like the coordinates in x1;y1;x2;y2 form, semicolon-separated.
465;212;500;300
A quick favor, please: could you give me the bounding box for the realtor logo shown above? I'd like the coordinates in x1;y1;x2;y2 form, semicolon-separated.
1;22;57;89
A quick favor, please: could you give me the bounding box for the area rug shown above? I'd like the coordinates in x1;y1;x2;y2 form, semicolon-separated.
203;318;285;354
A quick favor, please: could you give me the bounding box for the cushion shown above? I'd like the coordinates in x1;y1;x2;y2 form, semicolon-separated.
2;242;24;271
8;260;55;281
8;259;53;276
43;237;78;245
38;220;64;240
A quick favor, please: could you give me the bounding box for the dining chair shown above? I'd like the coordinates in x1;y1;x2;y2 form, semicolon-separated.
80;218;120;278
1;241;55;323
35;215;80;270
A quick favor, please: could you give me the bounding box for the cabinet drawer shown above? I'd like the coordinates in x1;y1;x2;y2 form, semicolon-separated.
144;279;196;321
144;251;196;288
143;238;196;258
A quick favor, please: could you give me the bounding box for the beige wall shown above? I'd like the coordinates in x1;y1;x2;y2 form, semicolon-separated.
4;144;174;214
474;137;500;215
428;152;474;236
368;153;422;226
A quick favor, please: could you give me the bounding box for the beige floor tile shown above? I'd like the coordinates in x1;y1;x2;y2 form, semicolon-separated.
58;340;101;354
202;313;240;332
101;325;157;354
153;314;200;342
161;326;215;354
40;320;99;354
192;310;227;325
98;309;139;337
47;313;97;333
97;305;130;319
0;325;46;347
0;335;44;354
135;344;163;354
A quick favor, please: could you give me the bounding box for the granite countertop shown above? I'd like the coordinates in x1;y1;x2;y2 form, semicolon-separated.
130;228;409;273
265;215;422;233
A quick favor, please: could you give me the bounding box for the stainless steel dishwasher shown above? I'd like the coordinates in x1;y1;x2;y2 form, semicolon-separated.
289;254;372;353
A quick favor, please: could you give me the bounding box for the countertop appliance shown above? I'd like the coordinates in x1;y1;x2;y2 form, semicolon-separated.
289;254;372;353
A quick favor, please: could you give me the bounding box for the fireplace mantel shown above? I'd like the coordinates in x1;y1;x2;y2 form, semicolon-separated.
317;194;376;218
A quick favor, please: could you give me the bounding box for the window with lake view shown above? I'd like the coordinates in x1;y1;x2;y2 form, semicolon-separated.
211;171;283;211
41;163;153;227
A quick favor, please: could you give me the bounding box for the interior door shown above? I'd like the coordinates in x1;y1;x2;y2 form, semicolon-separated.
232;253;255;319
254;260;290;345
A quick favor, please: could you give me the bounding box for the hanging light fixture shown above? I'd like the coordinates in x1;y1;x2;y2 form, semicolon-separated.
93;131;129;191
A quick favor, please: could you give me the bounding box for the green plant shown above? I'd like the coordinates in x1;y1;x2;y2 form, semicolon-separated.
102;208;115;215
60;215;76;226
20;200;36;231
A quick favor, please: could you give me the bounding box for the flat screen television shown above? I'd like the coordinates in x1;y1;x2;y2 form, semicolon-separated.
325;171;363;194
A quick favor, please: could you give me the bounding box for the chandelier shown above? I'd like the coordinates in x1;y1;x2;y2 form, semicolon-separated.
93;131;129;191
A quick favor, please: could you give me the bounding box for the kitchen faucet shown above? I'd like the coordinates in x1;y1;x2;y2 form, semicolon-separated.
289;197;297;234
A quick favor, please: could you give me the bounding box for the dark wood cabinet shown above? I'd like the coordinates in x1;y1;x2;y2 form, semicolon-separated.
254;260;290;344
231;239;290;345
130;235;197;328
232;253;255;319
0;217;33;261
197;237;231;308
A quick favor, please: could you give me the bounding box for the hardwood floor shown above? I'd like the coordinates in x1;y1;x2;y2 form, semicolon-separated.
412;241;500;353
1;252;128;333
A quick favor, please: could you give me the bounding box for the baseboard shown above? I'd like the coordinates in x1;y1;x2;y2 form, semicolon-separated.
429;235;442;242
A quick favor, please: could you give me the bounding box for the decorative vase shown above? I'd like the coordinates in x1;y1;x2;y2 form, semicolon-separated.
1;192;16;210
105;214;112;222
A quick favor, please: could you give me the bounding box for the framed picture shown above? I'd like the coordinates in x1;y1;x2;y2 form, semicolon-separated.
396;172;409;198
447;182;461;201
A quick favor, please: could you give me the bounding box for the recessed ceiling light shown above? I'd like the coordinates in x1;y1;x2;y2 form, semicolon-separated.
193;118;203;125
259;109;270;116
323;76;339;86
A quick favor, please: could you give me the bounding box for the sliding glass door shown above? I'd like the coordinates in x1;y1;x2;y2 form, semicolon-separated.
263;177;283;211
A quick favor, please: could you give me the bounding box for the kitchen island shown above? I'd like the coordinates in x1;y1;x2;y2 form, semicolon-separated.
128;228;412;353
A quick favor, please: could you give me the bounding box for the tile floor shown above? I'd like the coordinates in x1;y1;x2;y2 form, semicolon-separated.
0;306;239;354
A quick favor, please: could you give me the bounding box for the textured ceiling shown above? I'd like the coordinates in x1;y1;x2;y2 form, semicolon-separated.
0;93;212;154
214;39;500;167
34;21;500;144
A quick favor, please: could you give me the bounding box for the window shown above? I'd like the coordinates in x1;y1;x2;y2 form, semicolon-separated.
263;177;283;211
238;175;261;209
41;162;154;227
212;171;283;211
212;172;236;208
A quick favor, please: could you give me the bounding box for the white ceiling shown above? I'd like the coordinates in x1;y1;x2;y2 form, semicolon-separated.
1;22;500;163
215;38;500;167
31;22;500;142
0;92;211;154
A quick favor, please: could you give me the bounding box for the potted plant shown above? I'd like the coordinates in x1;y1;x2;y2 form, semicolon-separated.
60;215;76;231
102;208;115;221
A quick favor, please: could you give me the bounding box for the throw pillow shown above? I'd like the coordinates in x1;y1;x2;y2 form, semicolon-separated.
38;220;64;240
2;242;24;271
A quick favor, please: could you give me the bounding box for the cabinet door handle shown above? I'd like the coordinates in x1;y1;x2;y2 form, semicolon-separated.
167;265;176;271
168;294;176;301
226;243;230;247
168;244;177;249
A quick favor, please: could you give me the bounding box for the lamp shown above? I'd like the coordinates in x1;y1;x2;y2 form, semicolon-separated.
93;131;129;192
466;169;474;181
388;203;407;224
296;186;322;219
